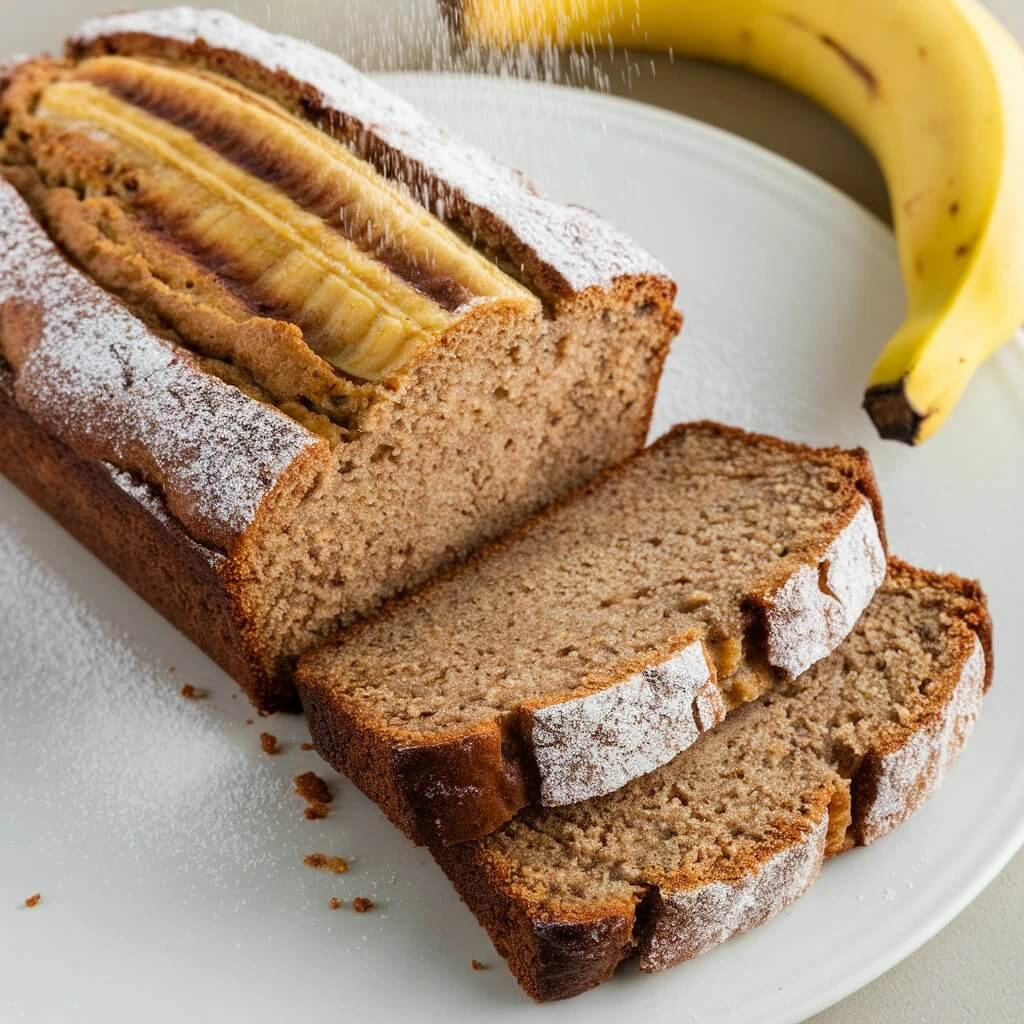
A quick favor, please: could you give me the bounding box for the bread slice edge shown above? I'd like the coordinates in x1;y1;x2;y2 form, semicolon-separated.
432;559;991;1001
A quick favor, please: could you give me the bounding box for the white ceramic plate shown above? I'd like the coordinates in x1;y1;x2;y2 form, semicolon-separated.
2;73;1022;1024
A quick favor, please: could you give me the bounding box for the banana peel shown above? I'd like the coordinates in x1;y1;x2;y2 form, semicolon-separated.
448;0;1024;444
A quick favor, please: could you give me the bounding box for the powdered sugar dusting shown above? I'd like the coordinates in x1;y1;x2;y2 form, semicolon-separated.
860;636;986;843
638;813;827;973
0;521;293;884
0;180;319;549
72;7;669;293
105;463;224;568
530;640;718;806
765;499;886;678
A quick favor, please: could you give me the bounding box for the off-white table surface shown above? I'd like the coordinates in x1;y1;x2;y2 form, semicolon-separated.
7;3;1022;1020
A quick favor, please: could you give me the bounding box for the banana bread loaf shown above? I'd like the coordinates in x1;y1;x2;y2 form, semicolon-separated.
434;561;991;1001
0;9;679;710
298;422;887;845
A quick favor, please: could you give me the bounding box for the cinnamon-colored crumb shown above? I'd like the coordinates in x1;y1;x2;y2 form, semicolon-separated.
259;732;280;755
352;897;374;913
294;771;332;805
470;959;486;971
24;893;41;908
300;742;315;751
328;897;342;910
294;772;332;820
304;853;349;874
245;719;254;726
180;683;204;699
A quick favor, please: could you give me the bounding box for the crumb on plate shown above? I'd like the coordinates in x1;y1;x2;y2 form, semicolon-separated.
259;732;281;755
304;853;349;874
294;771;332;805
353;897;374;913
24;893;41;908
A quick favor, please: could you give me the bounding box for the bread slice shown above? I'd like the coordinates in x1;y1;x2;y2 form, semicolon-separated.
297;422;887;845
0;10;679;710
432;561;991;1001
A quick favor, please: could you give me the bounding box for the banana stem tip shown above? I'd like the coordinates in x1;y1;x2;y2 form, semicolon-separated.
863;379;923;444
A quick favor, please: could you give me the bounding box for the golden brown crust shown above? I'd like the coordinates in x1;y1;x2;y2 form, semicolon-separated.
434;837;636;1002
304;684;533;844
428;559;990;1002
0;364;299;710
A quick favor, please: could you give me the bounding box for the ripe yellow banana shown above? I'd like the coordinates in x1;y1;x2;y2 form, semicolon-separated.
450;0;1024;443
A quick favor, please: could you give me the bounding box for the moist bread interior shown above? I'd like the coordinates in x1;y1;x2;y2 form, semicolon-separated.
474;570;977;905
309;426;870;731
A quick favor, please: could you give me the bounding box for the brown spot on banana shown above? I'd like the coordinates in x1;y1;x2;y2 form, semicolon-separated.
780;14;878;98
903;191;926;217
818;34;879;97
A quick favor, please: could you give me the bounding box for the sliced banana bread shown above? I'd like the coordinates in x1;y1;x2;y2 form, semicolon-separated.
434;561;991;1001
0;10;679;710
298;422;887;845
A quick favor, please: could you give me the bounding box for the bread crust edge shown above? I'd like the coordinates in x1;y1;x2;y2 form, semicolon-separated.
0;365;300;711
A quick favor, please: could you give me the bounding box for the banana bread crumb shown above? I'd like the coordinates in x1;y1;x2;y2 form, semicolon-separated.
294;771;331;804
304;853;349;874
